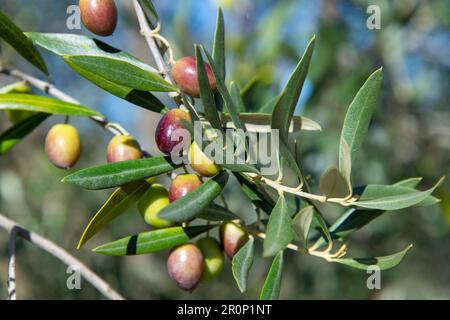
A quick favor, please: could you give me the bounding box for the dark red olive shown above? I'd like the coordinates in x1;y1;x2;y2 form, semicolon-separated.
172;56;217;97
79;0;118;36
155;109;192;155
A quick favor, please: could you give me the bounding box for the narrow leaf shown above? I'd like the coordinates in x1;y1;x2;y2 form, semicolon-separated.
393;177;423;188
339;68;383;173
263;194;293;257
158;171;229;222
0;10;48;74
260;251;283;300
197;203;238;221
0;113;49;154
334;245;413;270
232;237;254;293
339;137;351;184
195;45;222;131
319;166;352;199
230;82;246;112
62;156;178;190
140;0;159;21
293;206;314;244
271;36;315;144
77;181;150;249
0;94;102;117
354;177;444;210
64;55;175;92
212;7;225;82
93;225;214;256
234;172;274;215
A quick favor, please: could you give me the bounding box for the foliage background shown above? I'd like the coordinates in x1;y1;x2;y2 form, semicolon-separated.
0;0;449;299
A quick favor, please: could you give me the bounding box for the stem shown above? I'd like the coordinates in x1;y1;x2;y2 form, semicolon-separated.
0;213;125;300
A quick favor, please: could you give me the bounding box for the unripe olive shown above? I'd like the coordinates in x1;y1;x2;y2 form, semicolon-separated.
168;174;203;202
138;184;175;228
155;109;192;155
45;124;81;169
188;141;221;177
196;237;224;281
172;56;217;97
2;82;34;124
167;244;204;291
220;221;249;259
106;135;143;163
79;0;118;36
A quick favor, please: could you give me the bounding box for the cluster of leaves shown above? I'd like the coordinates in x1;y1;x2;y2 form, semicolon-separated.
0;1;443;299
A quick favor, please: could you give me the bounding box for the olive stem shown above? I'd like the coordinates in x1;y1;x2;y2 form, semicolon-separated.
0;66;151;156
0;212;125;300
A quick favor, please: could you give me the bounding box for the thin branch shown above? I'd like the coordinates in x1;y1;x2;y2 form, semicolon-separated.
132;0;174;84
0;66;151;156
0;213;125;300
7;227;18;300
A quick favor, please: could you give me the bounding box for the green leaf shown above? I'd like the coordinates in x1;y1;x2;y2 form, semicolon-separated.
339;137;352;184
202;46;245;130
27;33;156;73
77;181;150;249
234;172;274;215
232;237;254;293
260;251;283;300
212;7;226;82
339;68;383;175
293;206;314;244
319;166;352;199
140;0;159;21
197;203;238;221
0;11;48;74
223;113;322;132
259;96;278;113
263;194;293;257
0;113;49;154
195;45;222;131
62;156;178;190
334;245;413;270
158;171;229;222
354;177;444;210
230;82;246;112
277;139;303;183
93;225;214;256
271;36;315;144
65;59;167;113
393;177;423;188
312;209;332;246
0;94;103;117
64;55;175;92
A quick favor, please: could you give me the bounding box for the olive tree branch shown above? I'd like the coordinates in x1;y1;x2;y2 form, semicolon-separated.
0;213;125;300
0;66;150;156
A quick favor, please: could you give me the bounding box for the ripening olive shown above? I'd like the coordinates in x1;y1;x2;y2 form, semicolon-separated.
196;237;224;281
168;174;203;202
188;141;221;177
167;244;204;291
155;109;192;155
172;56;217;97
79;0;118;36
45;124;81;169
137;184;175;228
106;135;143;163
220;221;249;259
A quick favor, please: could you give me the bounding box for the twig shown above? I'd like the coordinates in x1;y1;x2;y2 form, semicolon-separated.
0;66;151;156
7;227;18;300
0;213;125;300
132;0;174;84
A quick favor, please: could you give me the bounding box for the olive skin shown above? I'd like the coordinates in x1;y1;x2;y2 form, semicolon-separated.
196;237;224;281
106;135;143;163
220;222;249;259
188;141;221;177
79;0;118;36
168;174;203;202
138;184;175;228
172;56;217;97
155;109;192;155
167;244;204;291
45;124;81;169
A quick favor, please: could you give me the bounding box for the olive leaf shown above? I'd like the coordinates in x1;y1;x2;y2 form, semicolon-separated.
260;251;284;300
212;7;226;82
77;181;151;249
232;236;254;293
319;166;352;199
0;10;48;74
293;206;314;244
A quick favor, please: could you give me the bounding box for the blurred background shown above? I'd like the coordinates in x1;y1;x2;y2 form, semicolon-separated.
0;0;449;299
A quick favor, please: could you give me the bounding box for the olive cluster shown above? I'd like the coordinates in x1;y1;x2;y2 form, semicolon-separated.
42;0;247;292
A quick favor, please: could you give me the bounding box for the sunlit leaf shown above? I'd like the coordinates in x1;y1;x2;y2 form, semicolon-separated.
212;7;225;82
